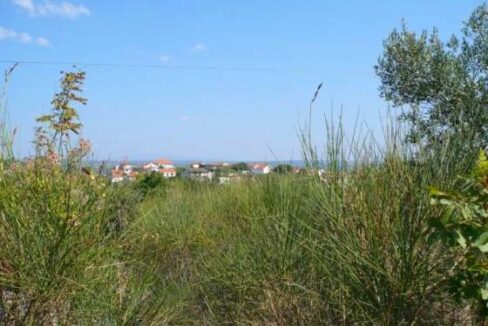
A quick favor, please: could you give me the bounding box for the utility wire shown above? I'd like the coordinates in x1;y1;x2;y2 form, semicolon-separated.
0;59;372;75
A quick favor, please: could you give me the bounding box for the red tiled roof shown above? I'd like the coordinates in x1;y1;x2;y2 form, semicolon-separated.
112;169;123;177
252;163;269;170
160;168;176;173
156;158;173;164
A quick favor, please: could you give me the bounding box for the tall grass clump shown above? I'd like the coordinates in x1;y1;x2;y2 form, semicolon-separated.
299;117;437;323
124;112;476;323
0;69;178;325
0;64;17;162
117;97;481;324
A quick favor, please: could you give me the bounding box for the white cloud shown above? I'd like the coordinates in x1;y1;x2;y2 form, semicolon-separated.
178;115;191;121
19;32;32;43
35;37;50;46
159;55;170;63
0;27;18;39
0;26;50;46
12;0;90;18
13;0;35;14
191;43;206;52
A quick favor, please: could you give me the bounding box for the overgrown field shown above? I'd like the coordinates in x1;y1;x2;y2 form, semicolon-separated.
1;4;487;324
0;71;484;326
0;121;484;324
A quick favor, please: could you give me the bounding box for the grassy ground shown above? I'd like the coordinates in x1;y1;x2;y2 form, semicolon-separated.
0;122;481;324
121;151;465;324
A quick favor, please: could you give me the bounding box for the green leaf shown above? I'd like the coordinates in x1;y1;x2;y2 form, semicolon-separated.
429;186;447;197
456;230;467;248
474;232;488;253
439;198;454;206
481;288;488;300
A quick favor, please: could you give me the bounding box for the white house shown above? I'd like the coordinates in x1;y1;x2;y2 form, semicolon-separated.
143;162;159;172
205;162;230;170
155;158;175;169
143;159;176;178
111;169;124;183
111;162;137;183
188;167;214;181
251;163;271;175
160;167;176;178
122;164;133;175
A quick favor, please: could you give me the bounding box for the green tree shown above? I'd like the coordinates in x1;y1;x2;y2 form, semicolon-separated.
135;171;166;196
375;4;487;148
176;166;186;177
231;162;248;172
273;164;293;174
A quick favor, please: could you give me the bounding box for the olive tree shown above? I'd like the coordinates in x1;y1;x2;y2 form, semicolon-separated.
376;4;487;150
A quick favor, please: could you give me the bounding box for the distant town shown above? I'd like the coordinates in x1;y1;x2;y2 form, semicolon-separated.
110;159;303;184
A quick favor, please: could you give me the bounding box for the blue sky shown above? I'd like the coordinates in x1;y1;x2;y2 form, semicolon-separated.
0;0;484;161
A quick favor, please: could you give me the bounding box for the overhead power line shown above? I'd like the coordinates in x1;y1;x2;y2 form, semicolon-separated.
0;59;372;76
